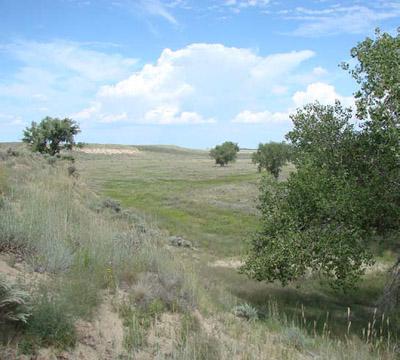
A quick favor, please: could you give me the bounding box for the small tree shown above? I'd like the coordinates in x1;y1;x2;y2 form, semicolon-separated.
210;141;239;166
251;142;292;178
22;117;80;156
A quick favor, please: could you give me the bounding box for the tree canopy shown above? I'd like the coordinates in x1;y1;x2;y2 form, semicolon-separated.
240;29;400;291
210;141;240;166
22;117;80;156
251;142;292;178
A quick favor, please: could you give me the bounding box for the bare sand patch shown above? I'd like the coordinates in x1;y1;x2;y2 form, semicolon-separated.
209;258;243;269
74;147;140;155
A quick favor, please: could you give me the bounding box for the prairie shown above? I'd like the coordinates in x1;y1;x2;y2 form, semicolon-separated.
0;143;398;359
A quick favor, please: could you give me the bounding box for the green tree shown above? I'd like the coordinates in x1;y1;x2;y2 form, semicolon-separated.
22;117;80;156
241;29;399;291
210;141;240;166
251;142;292;178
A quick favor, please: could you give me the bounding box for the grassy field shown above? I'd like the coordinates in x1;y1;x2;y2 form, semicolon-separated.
75;144;399;338
75;144;286;256
0;143;398;359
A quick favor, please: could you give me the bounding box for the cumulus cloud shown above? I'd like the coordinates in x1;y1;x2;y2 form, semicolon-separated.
231;110;289;124
76;43;315;125
292;82;354;108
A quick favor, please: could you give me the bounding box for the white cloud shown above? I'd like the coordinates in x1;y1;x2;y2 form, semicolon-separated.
143;106;216;124
312;66;328;76
292;82;354;108
6;40;137;83
0;40;138;124
115;0;178;25
282;2;400;36
10;117;26;126
33;94;48;102
225;0;270;10
231;110;289;124
76;43;315;126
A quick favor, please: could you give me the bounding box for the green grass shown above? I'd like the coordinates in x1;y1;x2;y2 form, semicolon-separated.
75;147;274;256
74;144;399;341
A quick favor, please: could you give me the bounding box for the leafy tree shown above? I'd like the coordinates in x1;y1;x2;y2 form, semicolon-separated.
241;29;399;291
251;142;292;178
210;141;240;166
22;117;80;156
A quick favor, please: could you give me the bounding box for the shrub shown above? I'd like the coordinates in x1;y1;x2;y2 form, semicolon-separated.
101;197;122;213
232;303;259;321
67;165;76;176
6;148;20;157
61;155;75;163
168;236;192;248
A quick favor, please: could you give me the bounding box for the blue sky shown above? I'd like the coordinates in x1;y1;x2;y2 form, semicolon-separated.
1;0;399;148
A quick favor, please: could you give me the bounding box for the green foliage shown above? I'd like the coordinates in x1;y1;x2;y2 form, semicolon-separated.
0;276;31;324
27;292;76;349
242;29;400;290
251;142;292;178
22;116;80;156
210;141;239;166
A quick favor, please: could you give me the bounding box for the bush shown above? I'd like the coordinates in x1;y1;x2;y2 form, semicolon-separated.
61;155;75;163
168;236;192;248
6;148;20;157
232;302;259;321
101;197;122;213
67;165;76;176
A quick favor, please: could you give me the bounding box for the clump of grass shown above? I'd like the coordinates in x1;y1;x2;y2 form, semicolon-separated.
0;275;31;325
175;314;221;360
120;298;165;351
25;290;76;351
0;162;10;195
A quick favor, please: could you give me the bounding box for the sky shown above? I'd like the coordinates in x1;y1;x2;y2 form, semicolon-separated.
0;0;399;148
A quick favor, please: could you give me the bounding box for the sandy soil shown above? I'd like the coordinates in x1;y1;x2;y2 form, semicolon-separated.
74;148;140;155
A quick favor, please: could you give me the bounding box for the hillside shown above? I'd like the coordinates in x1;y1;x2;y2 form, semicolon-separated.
0;144;398;359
